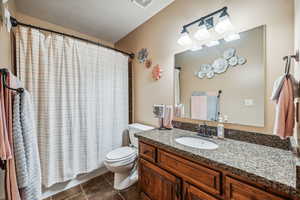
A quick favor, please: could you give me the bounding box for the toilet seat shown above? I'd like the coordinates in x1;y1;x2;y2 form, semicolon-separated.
105;147;137;167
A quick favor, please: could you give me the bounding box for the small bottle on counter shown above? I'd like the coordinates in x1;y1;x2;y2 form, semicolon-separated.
217;115;225;139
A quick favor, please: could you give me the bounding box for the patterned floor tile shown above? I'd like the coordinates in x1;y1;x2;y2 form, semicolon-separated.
120;184;140;200
52;185;82;200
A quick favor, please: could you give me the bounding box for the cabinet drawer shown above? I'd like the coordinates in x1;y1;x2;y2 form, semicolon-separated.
184;182;219;200
158;150;221;195
139;142;156;162
225;177;286;200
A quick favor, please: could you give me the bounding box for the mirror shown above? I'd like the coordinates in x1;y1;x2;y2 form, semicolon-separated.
174;25;265;127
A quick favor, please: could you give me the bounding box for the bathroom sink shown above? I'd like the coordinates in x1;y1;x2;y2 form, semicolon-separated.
175;136;218;150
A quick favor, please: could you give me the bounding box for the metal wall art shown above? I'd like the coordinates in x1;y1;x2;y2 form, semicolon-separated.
137;48;148;63
152;64;163;80
195;48;247;79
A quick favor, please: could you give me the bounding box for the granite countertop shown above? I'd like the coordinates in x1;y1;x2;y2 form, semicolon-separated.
135;128;300;197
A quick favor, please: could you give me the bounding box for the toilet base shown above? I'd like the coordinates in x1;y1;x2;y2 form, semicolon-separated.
114;169;138;190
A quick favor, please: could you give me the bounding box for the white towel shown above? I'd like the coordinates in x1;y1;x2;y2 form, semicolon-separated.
271;75;299;101
13;91;42;200
271;75;285;101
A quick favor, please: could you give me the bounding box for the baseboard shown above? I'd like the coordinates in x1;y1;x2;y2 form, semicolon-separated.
42;167;108;199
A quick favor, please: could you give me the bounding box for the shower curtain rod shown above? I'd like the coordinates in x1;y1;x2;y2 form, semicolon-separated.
10;17;135;59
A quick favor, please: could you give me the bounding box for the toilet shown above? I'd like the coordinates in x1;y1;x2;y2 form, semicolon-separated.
104;123;154;190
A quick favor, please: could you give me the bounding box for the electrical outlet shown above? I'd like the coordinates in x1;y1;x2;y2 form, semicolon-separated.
244;99;254;106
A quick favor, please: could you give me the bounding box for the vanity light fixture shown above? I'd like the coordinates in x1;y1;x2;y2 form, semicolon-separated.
224;33;240;42
177;7;239;49
190;44;203;51
194;20;211;41
214;8;233;34
177;28;192;46
206;40;220;47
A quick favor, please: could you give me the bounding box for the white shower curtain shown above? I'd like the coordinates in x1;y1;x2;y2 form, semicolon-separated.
15;26;129;187
174;69;181;105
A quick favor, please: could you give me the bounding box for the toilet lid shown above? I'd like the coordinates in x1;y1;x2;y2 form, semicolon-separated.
106;147;136;161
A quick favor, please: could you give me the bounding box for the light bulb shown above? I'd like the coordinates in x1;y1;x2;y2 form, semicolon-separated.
206;40;220;47
224;33;240;42
215;15;233;34
194;25;210;41
177;32;192;46
190;44;203;51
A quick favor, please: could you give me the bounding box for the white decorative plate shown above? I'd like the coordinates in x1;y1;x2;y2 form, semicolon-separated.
212;58;228;74
223;48;236;60
238;57;247;65
200;64;212;73
206;71;215;79
197;71;206;79
229;56;238;67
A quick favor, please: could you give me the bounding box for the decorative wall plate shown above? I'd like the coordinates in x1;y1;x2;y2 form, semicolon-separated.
145;59;152;68
229;56;238;67
152;64;162;80
206;71;215;79
223;48;236;60
238;57;247;65
212;58;228;74
200;64;212;73
197;71;206;79
137;48;148;63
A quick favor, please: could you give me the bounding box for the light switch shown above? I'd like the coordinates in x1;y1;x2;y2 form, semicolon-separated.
244;99;254;106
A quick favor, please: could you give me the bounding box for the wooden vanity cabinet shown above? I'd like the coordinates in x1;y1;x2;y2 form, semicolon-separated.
139;158;181;200
138;141;294;200
184;182;219;200
225;177;286;200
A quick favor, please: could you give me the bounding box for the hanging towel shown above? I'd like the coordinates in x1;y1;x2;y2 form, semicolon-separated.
13;91;42;200
271;75;285;101
191;91;220;121
271;75;298;101
207;92;219;121
0;73;21;200
163;105;173;129
273;77;295;139
174;104;185;118
191;95;207;120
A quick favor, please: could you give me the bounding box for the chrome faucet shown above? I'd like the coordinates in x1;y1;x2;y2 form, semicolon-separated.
197;122;212;138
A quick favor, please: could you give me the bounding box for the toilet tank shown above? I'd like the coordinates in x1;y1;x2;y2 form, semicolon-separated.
128;123;154;148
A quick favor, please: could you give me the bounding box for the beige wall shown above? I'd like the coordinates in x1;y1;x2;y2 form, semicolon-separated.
176;26;265;127
116;0;294;134
16;12;114;48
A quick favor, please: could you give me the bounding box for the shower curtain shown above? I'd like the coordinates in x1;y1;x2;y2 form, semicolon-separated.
15;26;129;187
174;69;180;105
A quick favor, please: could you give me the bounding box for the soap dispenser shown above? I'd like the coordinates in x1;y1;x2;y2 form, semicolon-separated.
217;115;225;139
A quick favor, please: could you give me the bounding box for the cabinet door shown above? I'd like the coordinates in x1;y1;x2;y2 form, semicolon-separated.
139;158;181;200
184;182;218;200
225;177;286;200
141;192;152;200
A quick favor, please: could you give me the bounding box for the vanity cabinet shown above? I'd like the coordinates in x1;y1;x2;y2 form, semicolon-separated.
157;149;221;196
184;182;219;200
225;177;286;200
139;158;181;200
138;141;295;200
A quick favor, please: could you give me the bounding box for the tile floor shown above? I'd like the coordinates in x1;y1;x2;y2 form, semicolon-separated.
44;172;141;200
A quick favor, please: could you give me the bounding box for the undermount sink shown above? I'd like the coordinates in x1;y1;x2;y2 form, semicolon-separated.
175;136;218;150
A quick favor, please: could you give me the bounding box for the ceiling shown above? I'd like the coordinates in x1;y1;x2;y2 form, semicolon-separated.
15;0;174;43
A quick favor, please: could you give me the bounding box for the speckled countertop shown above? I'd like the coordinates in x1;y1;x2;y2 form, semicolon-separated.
135;128;300;197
